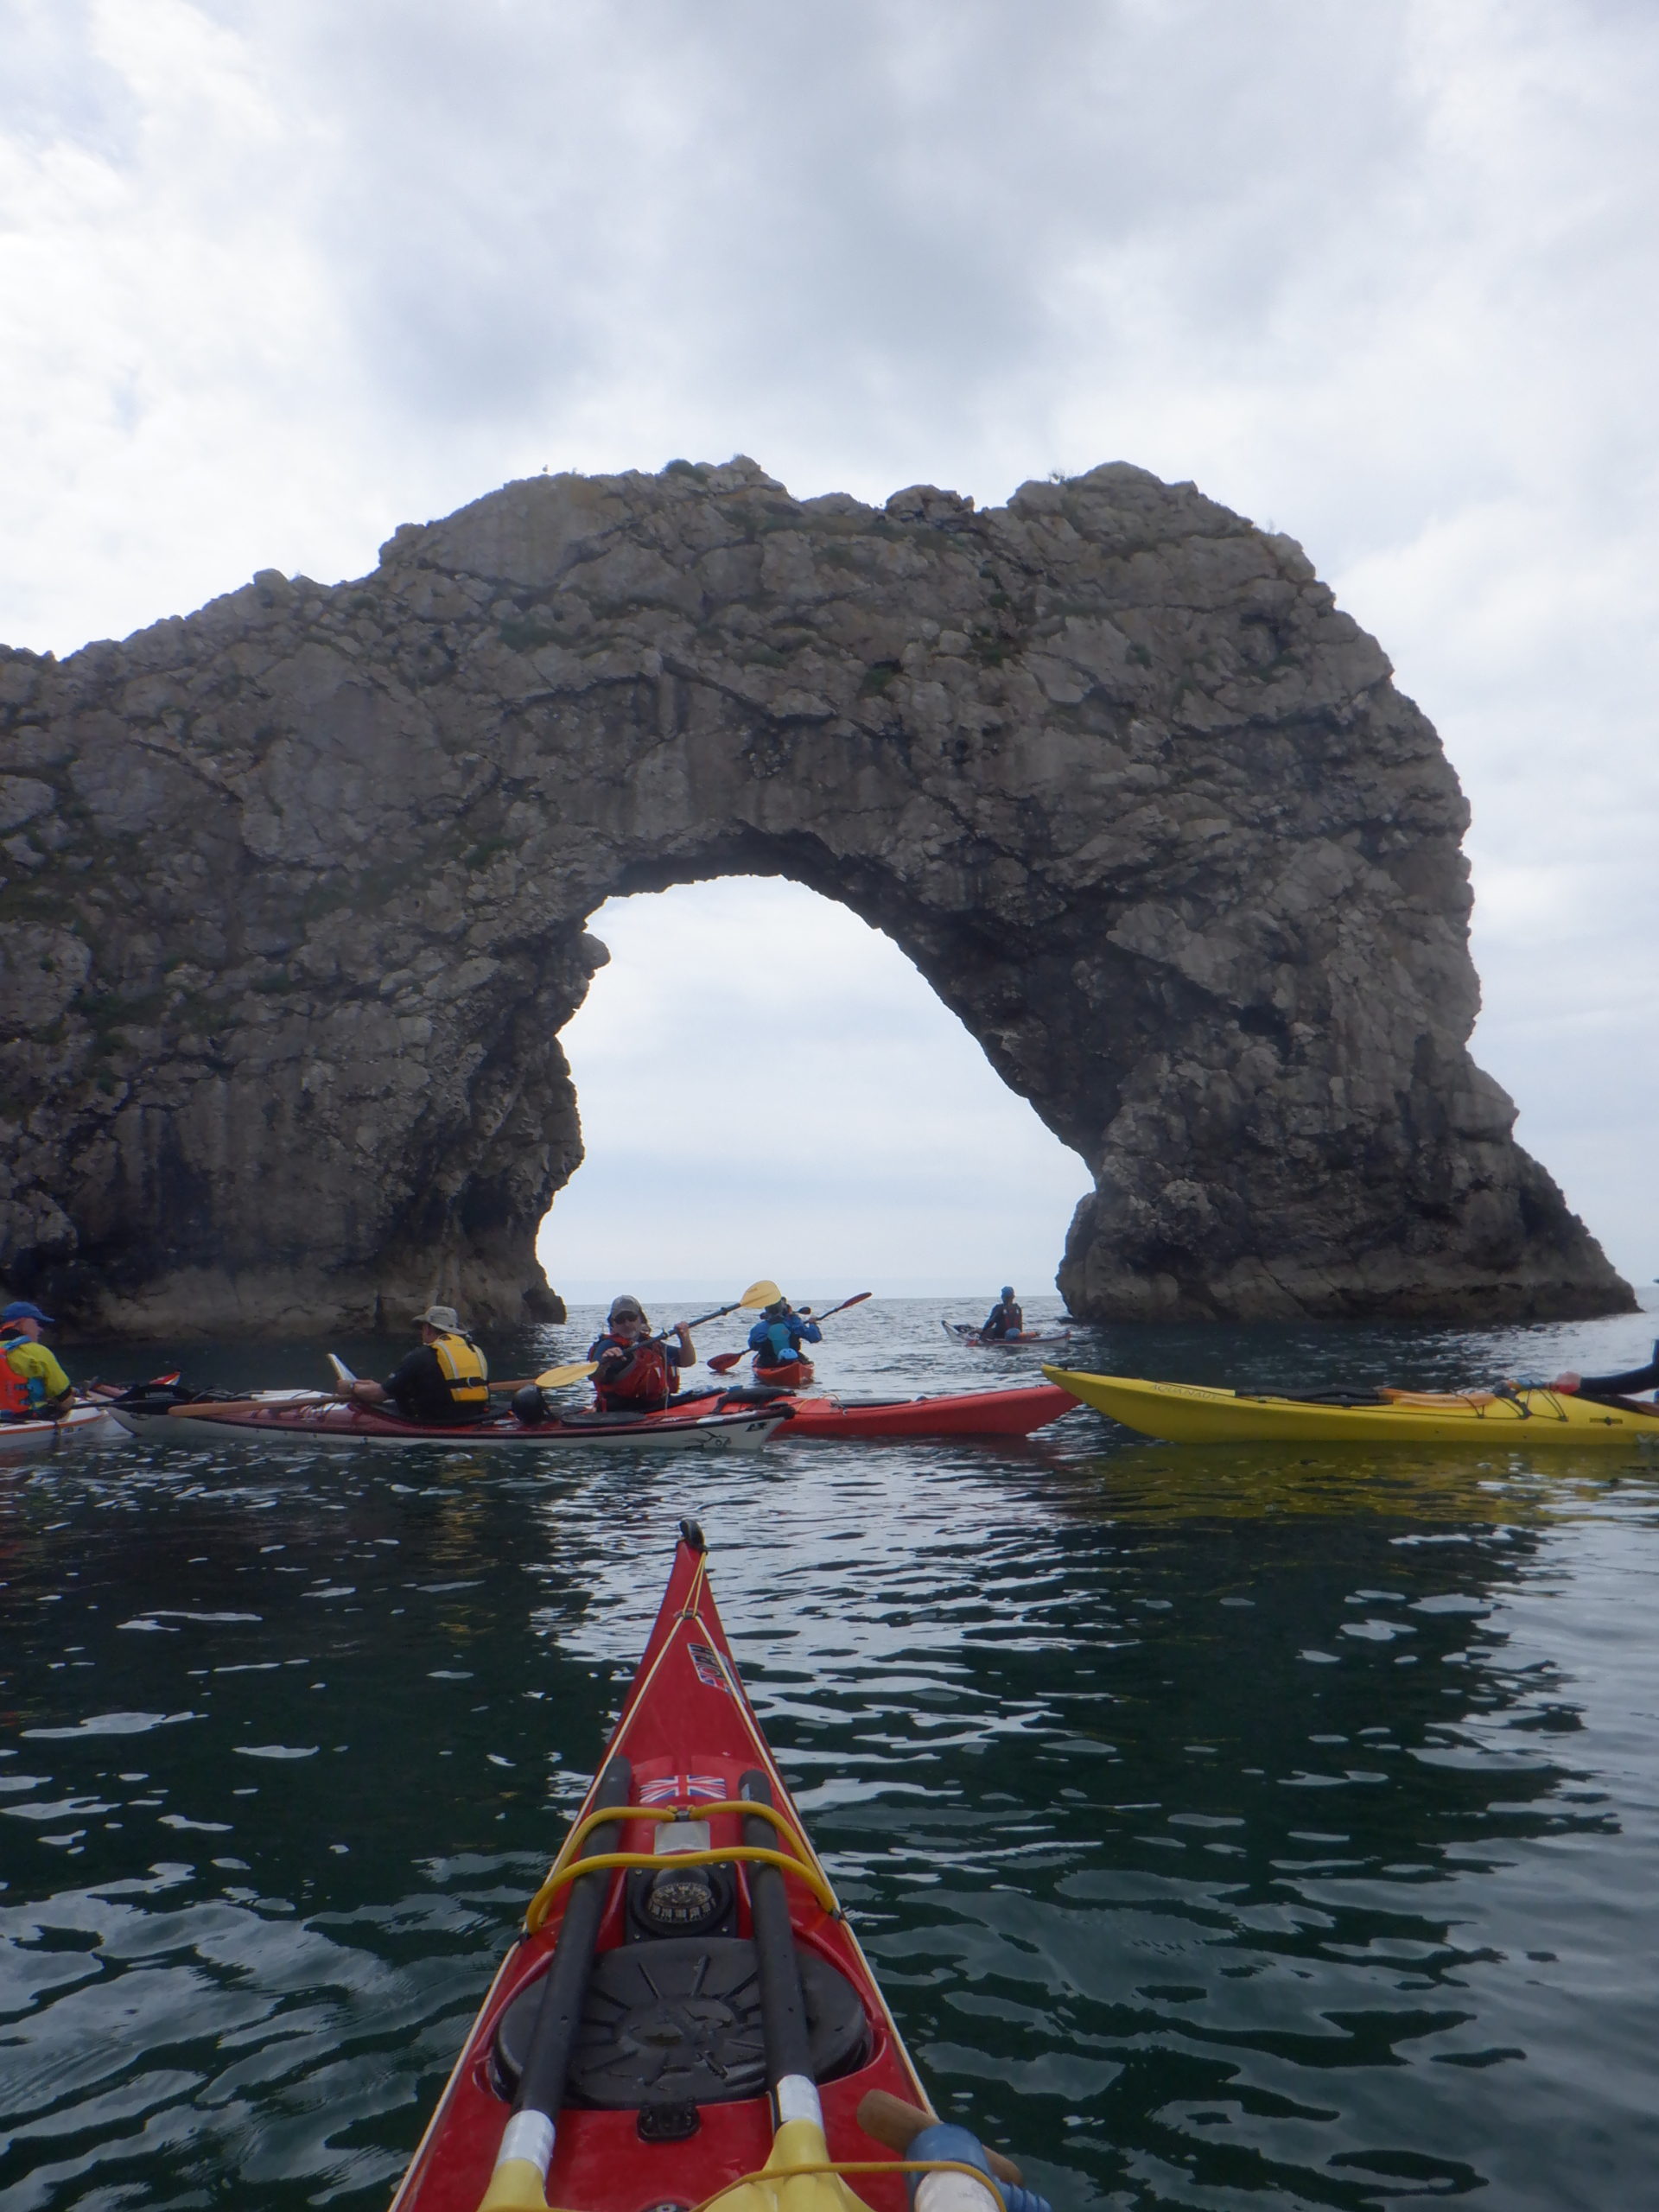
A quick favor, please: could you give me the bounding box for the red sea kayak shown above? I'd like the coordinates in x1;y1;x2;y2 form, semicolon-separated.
754;1357;814;1388
390;1524;1026;2212
763;1382;1077;1440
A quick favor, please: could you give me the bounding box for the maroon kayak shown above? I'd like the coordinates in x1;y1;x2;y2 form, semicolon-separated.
103;1393;785;1452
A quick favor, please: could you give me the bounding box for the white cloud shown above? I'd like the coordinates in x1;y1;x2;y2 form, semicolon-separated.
4;0;1656;1278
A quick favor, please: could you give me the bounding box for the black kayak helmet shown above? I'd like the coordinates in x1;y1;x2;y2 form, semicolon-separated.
512;1383;549;1426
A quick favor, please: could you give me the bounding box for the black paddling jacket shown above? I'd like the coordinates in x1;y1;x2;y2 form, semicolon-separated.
383;1334;490;1424
1577;1339;1659;1400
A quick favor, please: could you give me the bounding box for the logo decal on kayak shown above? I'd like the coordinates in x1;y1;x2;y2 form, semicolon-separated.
687;1641;733;1695
639;1772;726;1804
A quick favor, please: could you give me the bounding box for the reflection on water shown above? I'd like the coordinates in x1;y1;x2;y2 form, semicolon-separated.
4;1300;1659;2208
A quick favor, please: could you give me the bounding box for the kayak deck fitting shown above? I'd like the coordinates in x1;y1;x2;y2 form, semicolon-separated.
1046;1366;1659;1446
389;1523;1031;2212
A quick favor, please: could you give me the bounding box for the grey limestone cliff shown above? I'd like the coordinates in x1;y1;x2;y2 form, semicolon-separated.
0;457;1631;1336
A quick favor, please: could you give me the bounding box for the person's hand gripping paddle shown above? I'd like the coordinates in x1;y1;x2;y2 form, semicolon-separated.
493;1281;785;1394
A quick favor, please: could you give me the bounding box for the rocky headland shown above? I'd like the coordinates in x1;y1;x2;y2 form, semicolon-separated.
0;458;1632;1336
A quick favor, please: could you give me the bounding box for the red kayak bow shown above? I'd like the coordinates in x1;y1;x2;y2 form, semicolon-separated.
390;1524;1004;2212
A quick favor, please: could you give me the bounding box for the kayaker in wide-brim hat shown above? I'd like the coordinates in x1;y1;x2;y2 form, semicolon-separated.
342;1304;491;1425
587;1294;697;1413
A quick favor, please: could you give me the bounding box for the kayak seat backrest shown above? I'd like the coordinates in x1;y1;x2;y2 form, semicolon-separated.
490;1935;871;2109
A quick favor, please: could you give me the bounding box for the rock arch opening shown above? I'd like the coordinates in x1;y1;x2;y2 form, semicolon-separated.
0;456;1630;1335
538;875;1091;1300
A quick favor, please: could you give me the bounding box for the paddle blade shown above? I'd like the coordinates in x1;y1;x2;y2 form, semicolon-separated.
738;1280;782;1310
327;1353;357;1388
534;1360;598;1389
708;1351;746;1374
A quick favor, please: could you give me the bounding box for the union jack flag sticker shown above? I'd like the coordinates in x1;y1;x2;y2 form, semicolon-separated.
639;1772;726;1805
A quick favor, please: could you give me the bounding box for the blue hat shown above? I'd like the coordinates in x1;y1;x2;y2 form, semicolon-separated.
2;1300;55;1325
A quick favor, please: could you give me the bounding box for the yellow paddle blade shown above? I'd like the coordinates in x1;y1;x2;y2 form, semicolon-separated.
534;1360;598;1389
738;1280;782;1310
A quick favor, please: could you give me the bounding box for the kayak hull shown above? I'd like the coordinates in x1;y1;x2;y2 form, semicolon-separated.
389;1529;931;2212
0;1402;119;1452
105;1400;785;1452
753;1357;813;1387
772;1382;1077;1440
1046;1366;1659;1446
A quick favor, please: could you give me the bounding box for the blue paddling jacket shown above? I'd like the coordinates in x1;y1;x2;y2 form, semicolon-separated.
747;1310;823;1363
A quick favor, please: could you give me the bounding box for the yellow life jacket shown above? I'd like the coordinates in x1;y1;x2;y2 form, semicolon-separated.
431;1332;489;1406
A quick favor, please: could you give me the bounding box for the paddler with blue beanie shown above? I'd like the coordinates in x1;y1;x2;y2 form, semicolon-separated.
587;1294;696;1411
981;1286;1024;1340
0;1301;74;1421
342;1304;490;1424
747;1295;822;1372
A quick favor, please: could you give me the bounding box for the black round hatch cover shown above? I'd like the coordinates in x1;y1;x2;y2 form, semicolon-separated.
492;1935;870;2108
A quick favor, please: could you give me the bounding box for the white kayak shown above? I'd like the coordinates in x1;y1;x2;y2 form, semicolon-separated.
0;1402;121;1453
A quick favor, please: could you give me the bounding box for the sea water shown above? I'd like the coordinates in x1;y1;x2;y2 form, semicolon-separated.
5;1294;1659;2210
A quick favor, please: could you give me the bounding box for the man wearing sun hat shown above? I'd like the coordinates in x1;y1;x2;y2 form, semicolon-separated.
0;1300;74;1421
341;1304;491;1426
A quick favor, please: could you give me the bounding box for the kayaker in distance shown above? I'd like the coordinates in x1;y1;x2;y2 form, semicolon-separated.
747;1295;822;1373
0;1300;74;1421
588;1294;696;1412
340;1304;491;1424
982;1285;1024;1340
1548;1340;1659;1401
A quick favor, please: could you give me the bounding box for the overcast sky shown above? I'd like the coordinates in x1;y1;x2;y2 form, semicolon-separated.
5;0;1656;1292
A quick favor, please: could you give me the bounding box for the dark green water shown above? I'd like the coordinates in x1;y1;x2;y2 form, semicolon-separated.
6;1297;1659;2210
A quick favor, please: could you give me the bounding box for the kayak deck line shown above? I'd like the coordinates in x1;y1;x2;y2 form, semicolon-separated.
526;1845;841;1929
556;1796;800;1856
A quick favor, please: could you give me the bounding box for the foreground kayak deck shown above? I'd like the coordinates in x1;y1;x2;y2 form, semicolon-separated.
1046;1366;1659;1446
105;1398;785;1452
390;1528;941;2212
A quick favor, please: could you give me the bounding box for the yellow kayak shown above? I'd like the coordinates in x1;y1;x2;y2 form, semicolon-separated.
1043;1366;1659;1446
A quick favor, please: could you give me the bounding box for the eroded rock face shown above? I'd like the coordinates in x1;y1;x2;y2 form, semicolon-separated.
0;458;1630;1335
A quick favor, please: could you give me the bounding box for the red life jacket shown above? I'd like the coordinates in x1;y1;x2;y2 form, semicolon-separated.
594;1334;672;1409
0;1340;34;1416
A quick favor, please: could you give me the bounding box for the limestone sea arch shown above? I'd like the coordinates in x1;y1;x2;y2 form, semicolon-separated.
0;457;1630;1336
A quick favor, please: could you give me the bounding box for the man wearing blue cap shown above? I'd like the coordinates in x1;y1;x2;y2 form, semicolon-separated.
0;1301;74;1421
